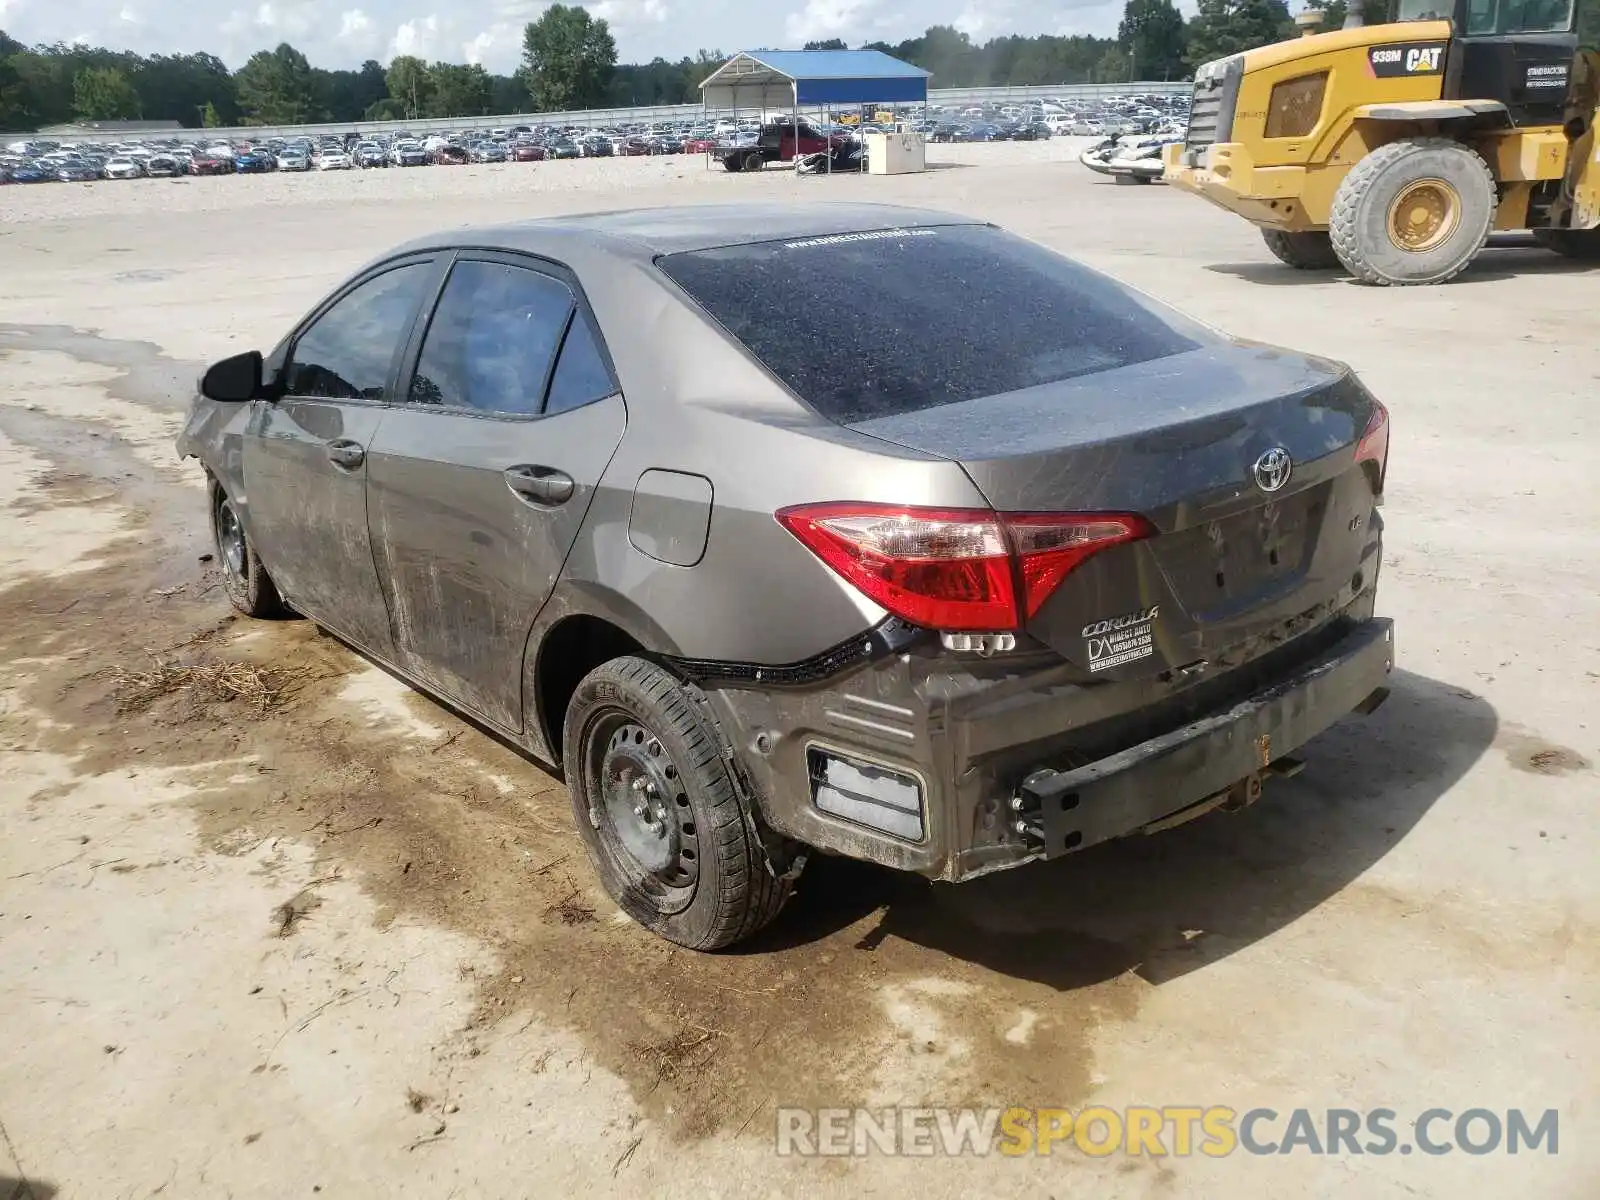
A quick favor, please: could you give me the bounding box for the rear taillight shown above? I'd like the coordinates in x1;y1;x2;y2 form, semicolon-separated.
1355;400;1389;494
775;502;1153;632
1006;514;1153;618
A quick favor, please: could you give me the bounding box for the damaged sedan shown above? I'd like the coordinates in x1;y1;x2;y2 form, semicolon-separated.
177;202;1395;950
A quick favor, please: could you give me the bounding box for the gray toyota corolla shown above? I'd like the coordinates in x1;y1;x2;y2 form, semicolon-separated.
177;202;1394;950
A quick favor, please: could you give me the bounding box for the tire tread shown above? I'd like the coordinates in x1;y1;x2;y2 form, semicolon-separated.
1261;228;1341;269
565;656;791;950
1329;137;1495;286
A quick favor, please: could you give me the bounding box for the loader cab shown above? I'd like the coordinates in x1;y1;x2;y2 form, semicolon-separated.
1406;0;1581;124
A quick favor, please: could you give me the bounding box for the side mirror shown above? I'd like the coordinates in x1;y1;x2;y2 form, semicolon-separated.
200;350;265;403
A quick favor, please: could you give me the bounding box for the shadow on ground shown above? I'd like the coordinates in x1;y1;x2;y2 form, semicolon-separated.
746;667;1495;989
2;1177;58;1200
1206;244;1598;286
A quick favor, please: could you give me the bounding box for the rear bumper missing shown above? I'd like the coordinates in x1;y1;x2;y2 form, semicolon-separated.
1019;617;1395;859
702;613;1394;884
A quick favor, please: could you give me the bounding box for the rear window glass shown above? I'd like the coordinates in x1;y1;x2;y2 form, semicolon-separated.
655;224;1210;423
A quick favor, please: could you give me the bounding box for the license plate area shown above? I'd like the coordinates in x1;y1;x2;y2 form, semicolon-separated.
1154;489;1323;616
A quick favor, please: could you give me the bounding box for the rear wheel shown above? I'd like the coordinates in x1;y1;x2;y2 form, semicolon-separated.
1533;227;1600;259
742;151;764;172
722;155;742;172
563;656;793;950
209;478;284;618
1328;138;1495;286
1261;228;1341;269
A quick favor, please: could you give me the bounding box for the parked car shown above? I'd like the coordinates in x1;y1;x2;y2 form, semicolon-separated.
354;142;388;168
432;144;470;165
510;141;546;162
56;160;101;182
9;161;52;183
1010;122;1054;141
276;151;311;172
145;154;184;177
177;202;1395;951
103;157;144;179
715;120;842;172
546;138;581;160
314;151;352;171
390;141;429;167
191;154;234;176
235;149;276;174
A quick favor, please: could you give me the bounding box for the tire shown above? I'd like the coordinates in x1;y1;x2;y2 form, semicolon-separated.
1532;227;1600;259
742;151;764;172
1261;228;1342;269
209;478;285;618
1328;137;1495;286
563;656;793;950
722;156;742;172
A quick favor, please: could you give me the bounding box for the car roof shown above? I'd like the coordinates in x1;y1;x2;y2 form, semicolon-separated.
386;203;987;262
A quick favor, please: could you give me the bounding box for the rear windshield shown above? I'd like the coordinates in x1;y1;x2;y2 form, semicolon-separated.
655;223;1210;423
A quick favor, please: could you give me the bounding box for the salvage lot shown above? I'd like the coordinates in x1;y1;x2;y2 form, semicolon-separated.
0;138;1596;1198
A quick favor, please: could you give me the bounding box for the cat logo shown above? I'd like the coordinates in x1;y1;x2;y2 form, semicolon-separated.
1405;46;1443;72
1368;41;1447;77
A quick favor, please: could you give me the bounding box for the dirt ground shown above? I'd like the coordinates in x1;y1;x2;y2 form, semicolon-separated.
0;141;1596;1199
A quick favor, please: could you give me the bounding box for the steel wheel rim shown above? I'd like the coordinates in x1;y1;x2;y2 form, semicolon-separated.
585;710;698;912
1386;178;1460;253
217;499;247;581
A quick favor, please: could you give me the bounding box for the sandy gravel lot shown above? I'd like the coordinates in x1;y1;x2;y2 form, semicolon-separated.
0;139;1596;1199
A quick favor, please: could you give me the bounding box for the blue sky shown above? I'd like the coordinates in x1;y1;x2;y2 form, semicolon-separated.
0;0;1146;73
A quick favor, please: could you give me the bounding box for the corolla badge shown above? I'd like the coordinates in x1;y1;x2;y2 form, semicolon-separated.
1253;447;1293;493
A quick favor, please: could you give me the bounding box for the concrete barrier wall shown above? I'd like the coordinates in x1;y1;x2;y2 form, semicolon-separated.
51;81;1190;143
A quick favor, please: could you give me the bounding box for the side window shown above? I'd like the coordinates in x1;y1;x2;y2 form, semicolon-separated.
1506;0;1572;31
1466;0;1498;32
285;262;431;401
544;312;617;415
408;259;573;416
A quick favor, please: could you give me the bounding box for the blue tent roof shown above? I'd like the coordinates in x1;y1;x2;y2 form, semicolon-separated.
738;50;930;80
699;50;930;108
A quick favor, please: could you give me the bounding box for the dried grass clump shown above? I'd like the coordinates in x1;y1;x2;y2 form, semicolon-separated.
109;654;281;713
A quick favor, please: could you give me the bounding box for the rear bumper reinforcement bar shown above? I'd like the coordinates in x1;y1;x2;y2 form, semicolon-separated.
1020;617;1395;858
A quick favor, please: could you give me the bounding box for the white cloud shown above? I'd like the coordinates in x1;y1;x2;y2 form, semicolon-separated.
593;0;669;28
339;8;373;37
783;0;865;44
463;21;520;65
4;0;1155;73
389;13;440;58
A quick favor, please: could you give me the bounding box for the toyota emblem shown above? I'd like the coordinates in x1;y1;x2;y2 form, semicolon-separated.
1253;447;1293;493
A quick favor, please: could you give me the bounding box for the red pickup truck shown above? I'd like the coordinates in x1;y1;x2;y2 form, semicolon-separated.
715;121;845;172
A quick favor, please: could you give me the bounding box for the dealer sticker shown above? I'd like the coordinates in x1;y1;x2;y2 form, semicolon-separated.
1082;605;1159;673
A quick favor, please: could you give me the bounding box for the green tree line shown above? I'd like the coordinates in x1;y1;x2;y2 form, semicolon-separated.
4;0;1596;132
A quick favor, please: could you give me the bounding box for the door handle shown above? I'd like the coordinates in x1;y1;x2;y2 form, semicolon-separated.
326;439;365;470
504;465;575;506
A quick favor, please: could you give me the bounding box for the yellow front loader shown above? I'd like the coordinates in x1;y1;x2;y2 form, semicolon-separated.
1163;0;1599;284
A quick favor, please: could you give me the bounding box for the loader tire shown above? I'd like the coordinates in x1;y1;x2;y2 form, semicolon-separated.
1532;228;1600;259
1261;228;1341;269
1329;138;1495;286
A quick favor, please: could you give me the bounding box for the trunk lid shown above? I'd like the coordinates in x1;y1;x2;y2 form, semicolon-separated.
848;344;1383;679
